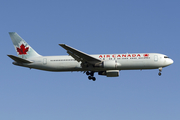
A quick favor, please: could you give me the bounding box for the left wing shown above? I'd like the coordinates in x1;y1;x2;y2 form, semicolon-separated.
59;44;101;64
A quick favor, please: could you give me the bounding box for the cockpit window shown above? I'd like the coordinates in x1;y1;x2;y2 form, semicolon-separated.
164;56;169;58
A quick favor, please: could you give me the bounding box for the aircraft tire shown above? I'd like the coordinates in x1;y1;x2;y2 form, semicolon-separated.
158;72;162;76
86;71;90;75
88;76;92;80
92;77;96;81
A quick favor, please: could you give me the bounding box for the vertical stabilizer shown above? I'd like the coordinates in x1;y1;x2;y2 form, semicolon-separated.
9;32;41;59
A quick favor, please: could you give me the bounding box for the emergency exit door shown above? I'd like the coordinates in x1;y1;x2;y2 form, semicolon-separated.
154;55;158;62
43;58;47;65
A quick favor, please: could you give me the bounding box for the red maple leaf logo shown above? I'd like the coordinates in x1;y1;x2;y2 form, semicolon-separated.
143;54;149;57
16;44;29;55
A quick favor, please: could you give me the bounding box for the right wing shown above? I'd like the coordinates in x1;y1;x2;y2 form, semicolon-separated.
59;44;102;65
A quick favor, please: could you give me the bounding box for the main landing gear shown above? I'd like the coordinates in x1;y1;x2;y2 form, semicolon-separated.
86;71;96;81
158;67;162;76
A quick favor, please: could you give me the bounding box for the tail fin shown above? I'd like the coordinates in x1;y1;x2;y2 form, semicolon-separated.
9;32;41;59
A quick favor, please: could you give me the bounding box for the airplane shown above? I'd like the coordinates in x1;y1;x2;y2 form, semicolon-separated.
8;32;173;81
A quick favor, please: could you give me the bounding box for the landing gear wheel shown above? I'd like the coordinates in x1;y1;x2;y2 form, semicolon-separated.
88;76;96;81
158;67;162;76
88;76;92;80
86;71;90;76
158;72;162;76
87;71;96;81
92;77;96;81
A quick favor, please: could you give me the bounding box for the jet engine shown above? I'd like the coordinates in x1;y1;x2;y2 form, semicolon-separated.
98;70;119;77
95;60;119;69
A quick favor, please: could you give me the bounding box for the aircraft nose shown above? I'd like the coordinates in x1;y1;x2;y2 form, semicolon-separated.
166;58;174;65
170;59;174;64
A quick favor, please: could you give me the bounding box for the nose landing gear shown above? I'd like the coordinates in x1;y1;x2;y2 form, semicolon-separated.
86;71;96;81
158;72;162;76
158;67;162;76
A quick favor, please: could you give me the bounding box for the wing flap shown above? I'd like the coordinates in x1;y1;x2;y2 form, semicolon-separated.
7;55;32;63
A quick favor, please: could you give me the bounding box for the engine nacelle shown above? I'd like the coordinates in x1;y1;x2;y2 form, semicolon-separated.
95;60;119;69
98;70;119;77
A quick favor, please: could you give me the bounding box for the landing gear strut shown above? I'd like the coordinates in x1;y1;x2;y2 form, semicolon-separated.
158;67;162;76
86;71;96;81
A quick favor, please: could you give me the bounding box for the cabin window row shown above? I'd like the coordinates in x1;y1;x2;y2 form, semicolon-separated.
50;59;75;61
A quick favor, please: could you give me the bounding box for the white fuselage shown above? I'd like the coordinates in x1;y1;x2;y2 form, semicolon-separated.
14;53;173;72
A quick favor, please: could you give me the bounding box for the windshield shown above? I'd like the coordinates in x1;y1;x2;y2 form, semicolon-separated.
164;56;169;58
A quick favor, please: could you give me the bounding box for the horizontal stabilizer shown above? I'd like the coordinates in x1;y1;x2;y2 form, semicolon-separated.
7;55;32;63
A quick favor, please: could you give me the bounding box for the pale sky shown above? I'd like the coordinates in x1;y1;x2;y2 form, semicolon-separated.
1;0;179;120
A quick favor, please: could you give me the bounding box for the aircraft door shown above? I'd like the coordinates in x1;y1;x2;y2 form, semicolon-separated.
154;55;158;62
43;58;47;65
